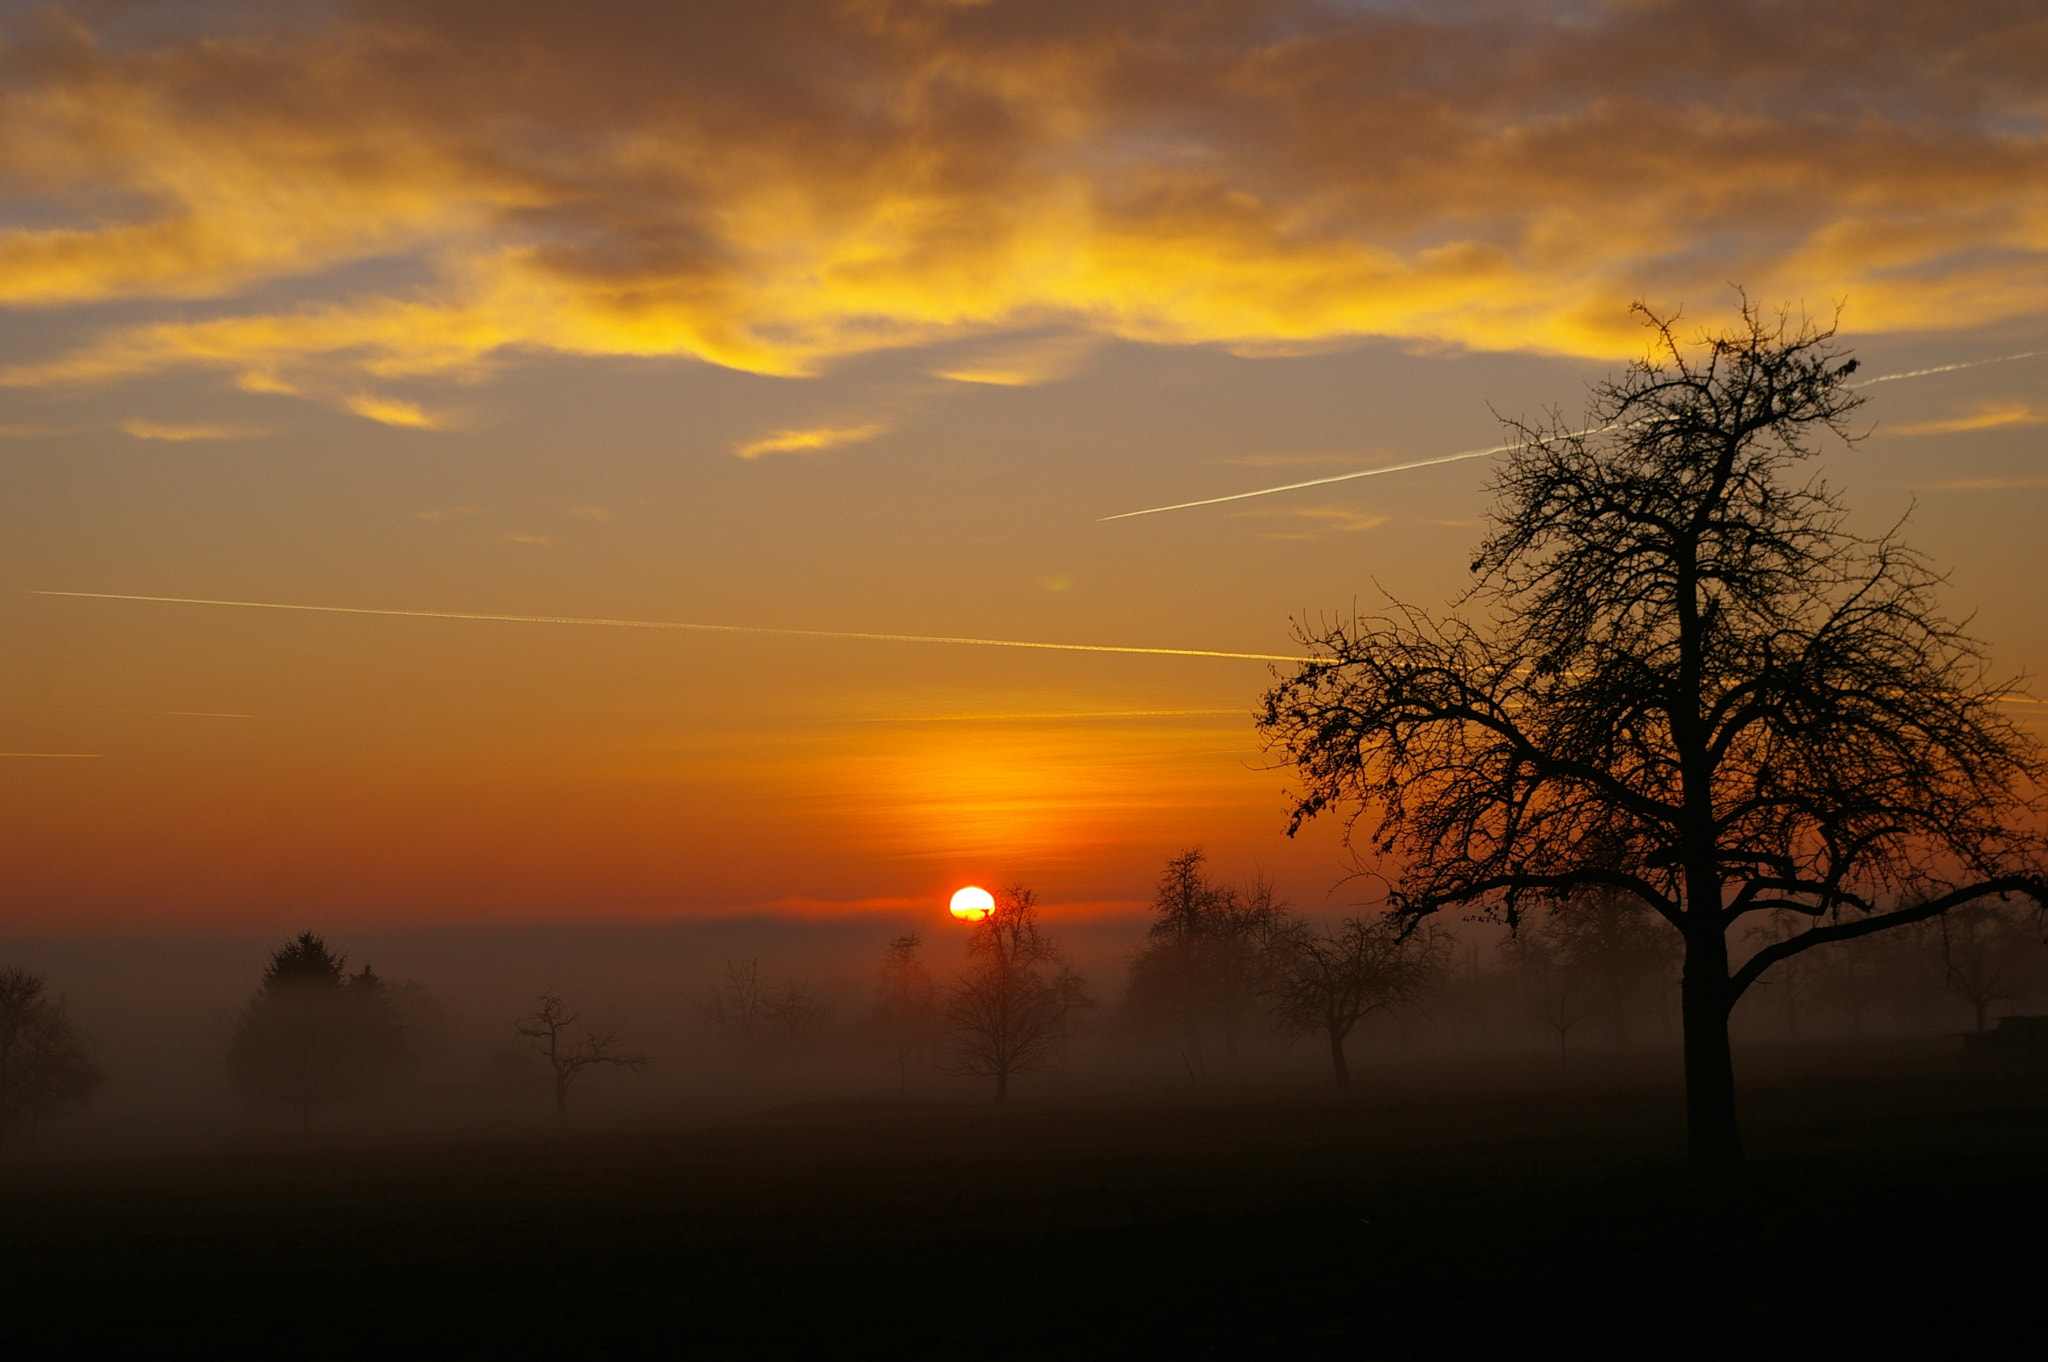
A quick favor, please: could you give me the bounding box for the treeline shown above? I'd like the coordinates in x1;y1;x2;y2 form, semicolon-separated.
4;856;2043;1141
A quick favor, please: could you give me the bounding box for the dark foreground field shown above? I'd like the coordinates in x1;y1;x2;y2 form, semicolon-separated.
7;1049;2045;1357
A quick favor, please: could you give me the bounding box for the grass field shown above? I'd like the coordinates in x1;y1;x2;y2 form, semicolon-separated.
6;1044;2043;1356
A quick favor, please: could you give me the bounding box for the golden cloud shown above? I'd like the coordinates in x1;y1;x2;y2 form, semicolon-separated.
119;418;271;441
2;2;2046;404
1891;402;2045;436
732;421;889;459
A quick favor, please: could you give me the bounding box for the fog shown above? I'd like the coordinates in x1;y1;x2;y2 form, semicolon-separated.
6;902;2034;1158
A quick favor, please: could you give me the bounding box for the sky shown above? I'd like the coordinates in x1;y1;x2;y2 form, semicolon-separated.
2;0;2045;934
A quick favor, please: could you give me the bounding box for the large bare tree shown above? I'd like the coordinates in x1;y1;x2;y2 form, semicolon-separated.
941;887;1091;1101
1260;301;2047;1164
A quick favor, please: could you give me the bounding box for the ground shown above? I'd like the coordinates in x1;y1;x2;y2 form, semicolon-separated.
5;1043;2042;1356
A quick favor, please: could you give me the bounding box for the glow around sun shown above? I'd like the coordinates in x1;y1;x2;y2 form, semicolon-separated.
949;886;995;921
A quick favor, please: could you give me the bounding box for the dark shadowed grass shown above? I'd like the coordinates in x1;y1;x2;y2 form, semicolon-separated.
5;1047;2043;1356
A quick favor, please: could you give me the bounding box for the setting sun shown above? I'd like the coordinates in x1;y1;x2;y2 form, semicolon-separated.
949;886;995;921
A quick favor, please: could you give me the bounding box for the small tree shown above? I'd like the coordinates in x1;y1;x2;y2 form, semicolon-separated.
1939;901;2046;1032
1123;850;1288;1072
1261;300;2048;1163
0;967;105;1145
704;958;828;1055
1267;915;1450;1086
869;934;938;1096
514;992;646;1119
228;932;413;1130
942;886;1092;1101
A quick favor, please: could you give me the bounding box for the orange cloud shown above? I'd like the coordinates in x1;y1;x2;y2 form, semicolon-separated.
733;421;890;459
1891;402;2044;436
2;2;2047;405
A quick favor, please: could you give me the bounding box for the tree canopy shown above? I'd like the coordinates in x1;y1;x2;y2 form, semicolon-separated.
228;932;415;1128
1260;300;2048;1163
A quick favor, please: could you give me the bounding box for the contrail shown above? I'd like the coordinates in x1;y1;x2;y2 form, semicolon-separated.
1103;347;2047;521
1;751;101;758
1852;349;2045;388
34;591;1299;663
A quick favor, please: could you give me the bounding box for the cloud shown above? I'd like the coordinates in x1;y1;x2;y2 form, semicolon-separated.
3;2;2048;405
344;393;446;428
1890;402;2045;436
1236;503;1392;537
732;421;888;459
119;418;271;441
933;332;1099;386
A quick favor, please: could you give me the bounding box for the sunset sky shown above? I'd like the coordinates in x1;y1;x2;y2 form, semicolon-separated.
3;0;2044;933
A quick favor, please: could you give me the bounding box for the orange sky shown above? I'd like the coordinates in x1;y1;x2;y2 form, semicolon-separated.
3;1;2045;933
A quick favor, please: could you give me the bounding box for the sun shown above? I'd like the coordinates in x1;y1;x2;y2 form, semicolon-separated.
949;885;995;921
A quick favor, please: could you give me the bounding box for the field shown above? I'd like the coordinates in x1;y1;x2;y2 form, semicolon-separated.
6;1044;2044;1356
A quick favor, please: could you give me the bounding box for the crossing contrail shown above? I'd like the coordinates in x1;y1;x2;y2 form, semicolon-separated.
33;591;1299;662
1101;348;2047;521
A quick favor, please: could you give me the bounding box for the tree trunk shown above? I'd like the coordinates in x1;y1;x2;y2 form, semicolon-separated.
1327;1029;1350;1088
994;1067;1008;1103
554;1074;569;1119
1681;925;1742;1167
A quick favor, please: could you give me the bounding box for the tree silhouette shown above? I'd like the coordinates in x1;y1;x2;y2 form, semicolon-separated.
1123;850;1288;1073
942;886;1091;1101
869;934;938;1096
515;992;646;1119
0;967;105;1145
227;932;413;1129
1939;901;2046;1032
1266;915;1450;1086
1261;300;2047;1163
704;958;828;1054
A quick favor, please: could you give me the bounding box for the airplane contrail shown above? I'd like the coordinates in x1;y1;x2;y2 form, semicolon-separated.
1102;348;2048;521
0;751;102;758
33;591;1300;663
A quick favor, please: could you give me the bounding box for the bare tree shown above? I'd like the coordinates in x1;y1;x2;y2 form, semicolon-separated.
703;958;768;1046
1267;915;1450;1087
1123;850;1288;1073
942;886;1092;1101
704;958;828;1054
0;967;105;1145
515;992;646;1119
1504;931;1591;1069
869;933;938;1096
1260;300;2047;1164
1939;901;2046;1032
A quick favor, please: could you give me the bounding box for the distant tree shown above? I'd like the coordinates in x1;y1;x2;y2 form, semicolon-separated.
1939;901;2046;1032
1260;301;2048;1163
1267;915;1451;1087
1525;883;1676;1048
704;958;768;1047
704;958;828;1054
0;967;105;1145
942;886;1092;1101
869;933;938;1096
228;932;414;1129
514;992;647;1119
1504;930;1591;1068
1122;850;1288;1072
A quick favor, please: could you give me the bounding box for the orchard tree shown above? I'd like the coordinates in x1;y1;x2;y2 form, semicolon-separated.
514;993;646;1119
1260;301;2047;1164
942;886;1092;1101
1123;850;1287;1069
869;934;938;1096
1266;915;1450;1086
0;967;105;1144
